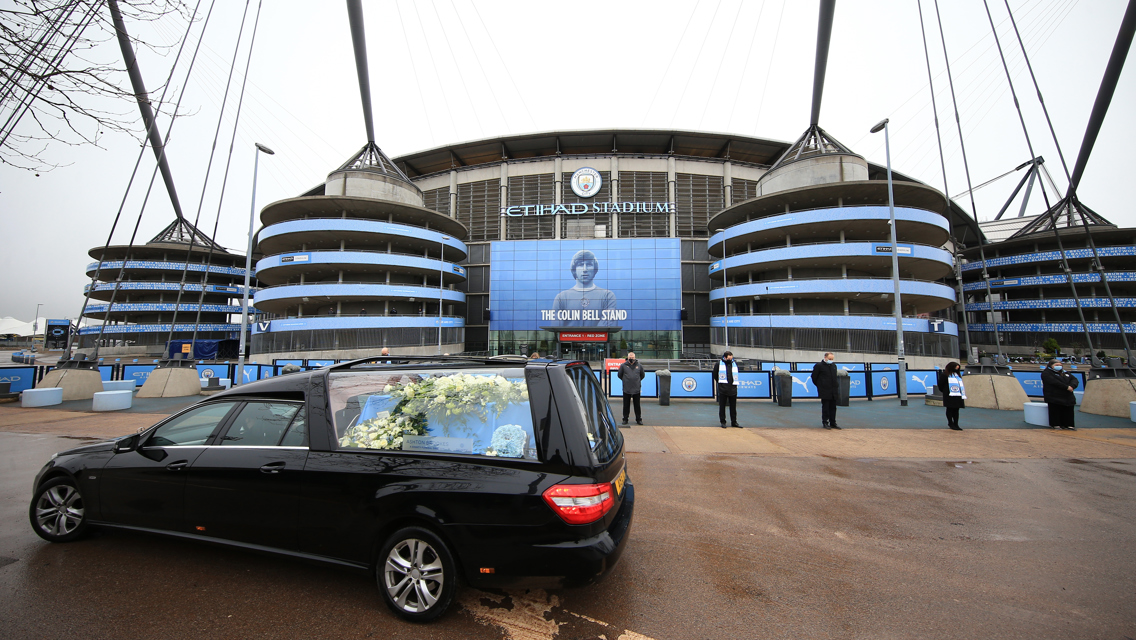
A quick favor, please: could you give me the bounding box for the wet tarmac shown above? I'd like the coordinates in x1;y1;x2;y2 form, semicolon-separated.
2;426;1134;640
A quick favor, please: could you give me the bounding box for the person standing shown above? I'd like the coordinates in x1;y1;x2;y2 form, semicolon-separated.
936;361;966;430
714;351;740;428
811;353;840;429
1042;359;1078;430
617;351;645;426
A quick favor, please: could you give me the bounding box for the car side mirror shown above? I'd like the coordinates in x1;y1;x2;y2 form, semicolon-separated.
113;434;140;453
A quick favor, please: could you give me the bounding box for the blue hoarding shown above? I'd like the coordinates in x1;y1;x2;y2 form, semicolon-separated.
0;366;36;392
787;372;818;398
905;370;937;394
737;372;771;398
196;364;230;380
670;372;715;398
849;372;867;397
1012;371;1085;397
871;371;898;396
123;365;155;384
489;239;681;331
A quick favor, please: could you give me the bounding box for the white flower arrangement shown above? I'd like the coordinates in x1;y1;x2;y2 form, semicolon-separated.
338;410;426;450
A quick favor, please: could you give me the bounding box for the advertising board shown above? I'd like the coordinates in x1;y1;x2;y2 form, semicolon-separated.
489;239;681;332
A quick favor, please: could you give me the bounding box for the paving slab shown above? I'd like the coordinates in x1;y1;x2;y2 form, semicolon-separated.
619;425;670;453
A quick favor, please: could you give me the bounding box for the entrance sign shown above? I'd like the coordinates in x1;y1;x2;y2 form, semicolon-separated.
560;332;609;342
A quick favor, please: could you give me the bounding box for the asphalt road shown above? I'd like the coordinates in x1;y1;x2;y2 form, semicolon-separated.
1;431;1134;640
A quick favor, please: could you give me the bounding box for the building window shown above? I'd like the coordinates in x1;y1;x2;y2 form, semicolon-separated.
457;179;501;242
422;187;450;216
675;173;723;238
506;174;555;240
731;178;758;205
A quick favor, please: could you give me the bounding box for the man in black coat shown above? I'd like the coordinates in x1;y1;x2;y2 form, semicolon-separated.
811;352;840;429
617;351;645;426
1041;359;1078;430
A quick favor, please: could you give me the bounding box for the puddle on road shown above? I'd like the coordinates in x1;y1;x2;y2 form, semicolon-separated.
946;461;978;468
459;588;659;640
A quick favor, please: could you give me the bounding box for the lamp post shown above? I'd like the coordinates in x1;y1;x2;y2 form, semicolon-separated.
236;142;274;386
438;235;449;355
871;118;908;406
714;229;729;351
32;303;42;350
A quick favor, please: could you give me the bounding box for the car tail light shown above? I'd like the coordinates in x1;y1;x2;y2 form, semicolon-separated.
542;482;614;525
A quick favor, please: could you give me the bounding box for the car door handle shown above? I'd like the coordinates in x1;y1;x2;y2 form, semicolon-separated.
260;461;286;474
166;461;188;471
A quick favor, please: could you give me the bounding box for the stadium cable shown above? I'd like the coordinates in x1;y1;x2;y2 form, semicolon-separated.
932;0;1005;361
412;1;459;140
1005;0;1136;362
189;0;264;348
641;0;702;126
902;0;1077;188
847;0;1058;153
395;0;434;145
725;0;766;133
916;0;972;362
752;0;786;135
70;0;208;357
469;2;536;131
0;0;81;110
428;0;484;137
671;0;723;128
0;0;101;149
165;0;254;348
87;0;213;360
449;0;508;137
983;0;1098;358
698;0;745;129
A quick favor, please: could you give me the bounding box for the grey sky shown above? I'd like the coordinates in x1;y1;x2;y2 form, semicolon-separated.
1;0;1131;322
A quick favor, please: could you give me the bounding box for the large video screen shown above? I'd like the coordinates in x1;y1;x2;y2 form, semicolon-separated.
489;239;681;332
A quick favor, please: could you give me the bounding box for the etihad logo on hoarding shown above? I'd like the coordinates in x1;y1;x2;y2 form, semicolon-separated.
570;167;602;198
501;202;676;217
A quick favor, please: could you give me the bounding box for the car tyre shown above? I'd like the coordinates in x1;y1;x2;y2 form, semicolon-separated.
29;476;88;543
377;526;457;622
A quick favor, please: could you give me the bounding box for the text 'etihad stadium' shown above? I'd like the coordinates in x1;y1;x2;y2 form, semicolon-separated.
501;202;676;217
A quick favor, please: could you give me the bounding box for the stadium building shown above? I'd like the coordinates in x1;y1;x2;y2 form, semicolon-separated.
249;128;987;366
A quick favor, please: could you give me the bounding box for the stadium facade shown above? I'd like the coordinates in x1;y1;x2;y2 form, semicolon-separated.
248;129;993;367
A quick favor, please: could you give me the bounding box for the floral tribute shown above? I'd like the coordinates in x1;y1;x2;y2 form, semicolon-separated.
485;424;527;458
338;373;528;451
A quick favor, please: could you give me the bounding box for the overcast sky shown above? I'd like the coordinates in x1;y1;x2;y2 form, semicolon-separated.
1;0;1132;323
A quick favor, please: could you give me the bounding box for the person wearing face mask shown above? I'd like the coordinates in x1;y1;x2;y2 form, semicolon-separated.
714;351;740;428
936;361;966;430
617;351;645;426
811;352;840;430
1041;359;1078;430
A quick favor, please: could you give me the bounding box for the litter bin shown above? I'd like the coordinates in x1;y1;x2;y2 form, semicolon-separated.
836;369;850;406
773;368;792;407
657;369;671;406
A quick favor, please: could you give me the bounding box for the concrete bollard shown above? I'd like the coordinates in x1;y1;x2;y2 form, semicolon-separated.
92;390;132;412
22;387;63;407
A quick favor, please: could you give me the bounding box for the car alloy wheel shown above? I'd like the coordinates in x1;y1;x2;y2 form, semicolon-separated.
378;526;456;622
30;477;88;542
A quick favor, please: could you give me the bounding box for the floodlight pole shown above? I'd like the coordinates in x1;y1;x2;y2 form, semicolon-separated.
237;142;274;385
872;118;908;406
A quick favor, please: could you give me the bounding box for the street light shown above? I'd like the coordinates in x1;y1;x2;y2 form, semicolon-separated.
871;118;908;406
237;142;274;386
714;228;729;351
32;303;42;350
438;235;450;355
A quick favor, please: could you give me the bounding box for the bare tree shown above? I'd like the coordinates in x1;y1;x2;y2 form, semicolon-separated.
0;0;190;172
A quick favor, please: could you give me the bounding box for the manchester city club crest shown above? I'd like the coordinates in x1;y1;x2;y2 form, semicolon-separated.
570;167;602;198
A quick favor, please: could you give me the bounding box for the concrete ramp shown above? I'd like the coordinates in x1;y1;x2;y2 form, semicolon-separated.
136;367;202;398
1080;378;1136;418
961;374;1030;411
36;369;103;401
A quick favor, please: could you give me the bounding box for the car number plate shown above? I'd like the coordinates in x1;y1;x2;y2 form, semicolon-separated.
613;467;627;497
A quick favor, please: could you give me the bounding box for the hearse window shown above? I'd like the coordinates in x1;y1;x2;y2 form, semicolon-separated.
220;402;301;447
328;369;537;459
279;410;307;447
148;403;238;447
565;365;622;464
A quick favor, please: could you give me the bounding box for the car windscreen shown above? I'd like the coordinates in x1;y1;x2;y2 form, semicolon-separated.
565;365;622;464
327;368;537;459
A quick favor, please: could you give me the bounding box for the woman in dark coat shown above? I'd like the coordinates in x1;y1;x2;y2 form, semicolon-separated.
936;361;965;431
1041;359;1078;430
